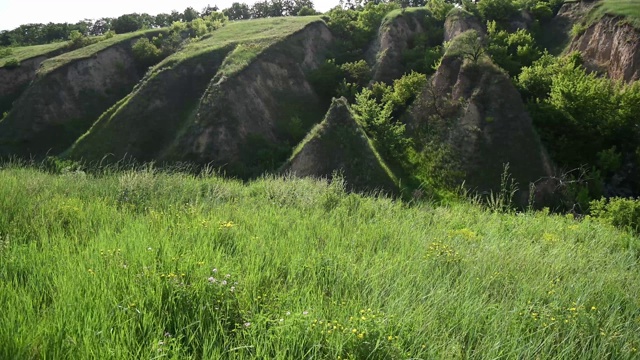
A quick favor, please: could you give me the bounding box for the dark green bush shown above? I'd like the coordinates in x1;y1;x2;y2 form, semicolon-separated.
132;37;161;68
4;57;20;68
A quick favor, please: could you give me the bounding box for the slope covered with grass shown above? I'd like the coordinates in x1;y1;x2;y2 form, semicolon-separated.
592;0;640;28
0;42;70;68
0;165;639;359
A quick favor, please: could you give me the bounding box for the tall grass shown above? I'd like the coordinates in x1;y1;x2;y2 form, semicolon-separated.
0;164;639;359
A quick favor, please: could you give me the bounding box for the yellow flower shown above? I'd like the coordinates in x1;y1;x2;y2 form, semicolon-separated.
357;333;364;339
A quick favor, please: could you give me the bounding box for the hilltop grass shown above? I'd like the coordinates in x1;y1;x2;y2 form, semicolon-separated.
156;17;321;71
590;0;640;29
37;29;166;75
1;164;639;359
0;42;69;68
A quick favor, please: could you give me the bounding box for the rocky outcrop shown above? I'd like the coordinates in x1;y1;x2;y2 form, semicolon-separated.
281;97;398;194
444;8;483;42
570;15;640;82
0;37;150;157
368;9;434;84
410;47;554;205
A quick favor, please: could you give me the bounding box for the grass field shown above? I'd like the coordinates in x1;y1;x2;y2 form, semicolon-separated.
0;42;69;68
1;164;639;359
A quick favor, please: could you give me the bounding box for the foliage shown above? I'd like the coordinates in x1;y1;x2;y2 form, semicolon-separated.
131;38;161;68
425;0;455;22
352;88;412;163
324;2;400;63
445;29;486;63
486;20;541;77
590;197;640;234
3;57;20;68
477;0;519;24
517;53;640;199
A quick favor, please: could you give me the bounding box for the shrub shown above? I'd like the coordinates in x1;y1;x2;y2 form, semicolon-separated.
4;57;20;68
132;37;161;67
590;197;640;233
477;0;518;23
0;47;13;57
570;23;589;38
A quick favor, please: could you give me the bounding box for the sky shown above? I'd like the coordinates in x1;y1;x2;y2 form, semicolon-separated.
0;0;341;31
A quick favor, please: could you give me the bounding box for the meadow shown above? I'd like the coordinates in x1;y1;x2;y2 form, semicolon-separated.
0;164;639;359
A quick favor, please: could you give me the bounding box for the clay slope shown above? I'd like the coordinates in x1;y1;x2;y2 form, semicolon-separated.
0;32;161;158
368;8;438;84
411;34;554;204
444;8;484;42
162;20;332;177
282;97;398;194
570;15;640;82
0;44;71;116
69;19;332;178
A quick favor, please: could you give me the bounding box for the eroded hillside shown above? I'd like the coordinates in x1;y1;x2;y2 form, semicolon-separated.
0;1;638;204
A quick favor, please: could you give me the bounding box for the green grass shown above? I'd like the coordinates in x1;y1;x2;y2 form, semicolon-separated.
590;0;640;29
156;17;321;72
0;42;69;68
37;29;166;75
1;164;639;358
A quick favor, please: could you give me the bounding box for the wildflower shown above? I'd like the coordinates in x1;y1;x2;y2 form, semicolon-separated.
221;280;227;285
357;333;364;339
225;274;231;278
244;322;251;327
230;286;235;292
303;311;309;315
591;306;597;311
208;277;216;283
212;268;218;273
286;311;291;316
164;332;172;337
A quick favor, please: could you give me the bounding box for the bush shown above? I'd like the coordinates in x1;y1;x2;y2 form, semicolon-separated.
477;0;518;23
590;197;640;233
487;21;541;77
0;47;13;57
4;57;20;68
132;37;161;67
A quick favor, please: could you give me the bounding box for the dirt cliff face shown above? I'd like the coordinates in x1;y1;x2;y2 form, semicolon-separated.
444;9;484;42
411;52;554;206
368;10;432;84
170;21;333;177
0;39;146;157
68;44;235;162
281;97;397;194
570;15;640;82
0;56;47;115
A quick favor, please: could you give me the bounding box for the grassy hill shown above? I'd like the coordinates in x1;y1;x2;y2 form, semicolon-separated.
592;0;640;28
0;42;70;68
0;164;639;359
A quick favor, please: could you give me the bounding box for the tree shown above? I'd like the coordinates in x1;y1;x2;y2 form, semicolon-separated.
89;18;113;36
202;4;220;16
223;3;252;20
447;30;485;63
183;7;200;22
112;14;144;34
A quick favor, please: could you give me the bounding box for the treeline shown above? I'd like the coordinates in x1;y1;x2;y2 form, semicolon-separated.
0;0;317;47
